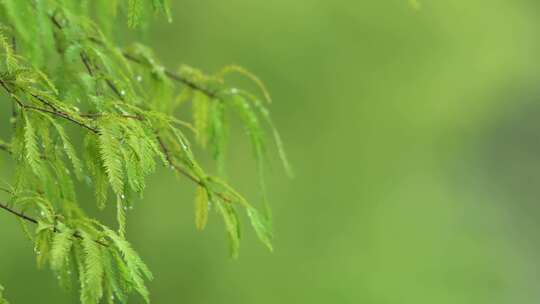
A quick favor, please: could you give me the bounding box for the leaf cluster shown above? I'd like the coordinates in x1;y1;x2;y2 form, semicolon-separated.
0;0;291;302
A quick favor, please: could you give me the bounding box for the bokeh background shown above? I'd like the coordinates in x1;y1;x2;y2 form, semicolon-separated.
3;0;540;303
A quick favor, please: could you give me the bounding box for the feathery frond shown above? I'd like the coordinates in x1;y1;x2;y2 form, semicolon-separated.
0;1;291;302
195;185;209;230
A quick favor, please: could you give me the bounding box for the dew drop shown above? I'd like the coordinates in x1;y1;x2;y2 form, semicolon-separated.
231;88;239;94
120;90;126;96
136;75;143;82
120;194;125;200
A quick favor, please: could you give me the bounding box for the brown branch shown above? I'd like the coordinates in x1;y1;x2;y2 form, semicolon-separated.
48;14;218;101
0;201;38;224
155;135;233;203
80;52;94;77
156;135;199;184
27;91;58;111
0;143;11;154
0;200;108;247
121;52;219;99
0;79;99;134
105;78;123;99
50;14;63;29
80;113;143;120
22;104;99;134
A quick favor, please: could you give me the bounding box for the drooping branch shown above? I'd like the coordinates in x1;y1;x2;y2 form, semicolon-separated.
55;31;236;202
0;73;232;208
0;1;281;301
0;68;228;205
48;12;218;102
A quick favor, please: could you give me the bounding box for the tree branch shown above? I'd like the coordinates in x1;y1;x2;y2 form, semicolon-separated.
80;113;143;120
5;14;236;212
23;104;99;134
155;135;233;204
0;201;38;224
0;200;108;247
0;143;10;154
0;79;99;134
121;52;219;99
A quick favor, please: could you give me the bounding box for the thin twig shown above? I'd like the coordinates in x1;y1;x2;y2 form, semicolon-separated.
80;52;94;77
0;201;38;224
0;79;99;134
155;135;233;203
0;200;108;247
121;52;219;99
80;113;143;120
27;91;58;111
0;144;11;154
23;104;99;134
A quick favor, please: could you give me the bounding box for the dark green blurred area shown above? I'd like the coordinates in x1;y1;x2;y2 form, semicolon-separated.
3;0;540;303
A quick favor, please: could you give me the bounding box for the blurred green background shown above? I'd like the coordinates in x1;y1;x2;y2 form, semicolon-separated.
3;0;540;303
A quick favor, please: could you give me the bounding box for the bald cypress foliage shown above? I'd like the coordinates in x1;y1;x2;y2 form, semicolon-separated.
0;1;291;302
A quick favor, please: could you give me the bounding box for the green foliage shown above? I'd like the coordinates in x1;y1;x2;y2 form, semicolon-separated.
0;0;291;302
192;91;210;147
80;231;105;303
216;200;241;258
128;0;143;28
195;185;209;230
0;284;8;304
22;112;43;177
247;207;274;252
50;224;74;271
97;118;125;197
0;29;16;73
